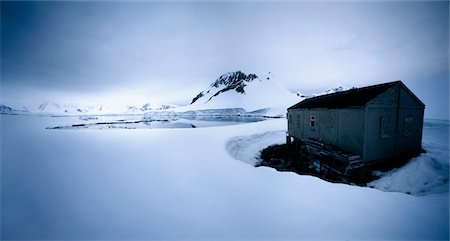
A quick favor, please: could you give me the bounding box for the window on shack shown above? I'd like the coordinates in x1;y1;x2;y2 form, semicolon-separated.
310;115;315;129
380;116;390;138
404;117;413;136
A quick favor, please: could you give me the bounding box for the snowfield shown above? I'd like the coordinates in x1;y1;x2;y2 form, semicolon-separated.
1;115;448;240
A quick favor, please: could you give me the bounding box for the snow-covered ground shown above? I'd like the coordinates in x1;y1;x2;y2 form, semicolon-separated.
226;119;449;197
1;115;448;240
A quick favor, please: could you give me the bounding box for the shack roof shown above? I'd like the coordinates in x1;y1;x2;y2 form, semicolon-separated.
288;81;403;110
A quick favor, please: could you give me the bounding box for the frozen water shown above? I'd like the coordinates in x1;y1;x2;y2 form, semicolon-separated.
46;114;267;130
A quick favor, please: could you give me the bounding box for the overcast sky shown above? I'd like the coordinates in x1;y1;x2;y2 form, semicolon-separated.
1;1;448;119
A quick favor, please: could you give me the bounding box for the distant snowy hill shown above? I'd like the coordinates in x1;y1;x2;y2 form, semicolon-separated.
185;71;300;113
1;71;347;117
1;101;178;115
37;101;91;114
140;103;178;111
296;86;347;98
0;104;29;114
313;86;347;96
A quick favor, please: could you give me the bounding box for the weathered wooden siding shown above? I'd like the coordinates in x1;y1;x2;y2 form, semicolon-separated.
363;85;399;162
287;109;303;139
287;108;365;155
395;86;424;156
302;109;320;140
319;109;338;144
337;108;365;155
288;109;323;140
364;84;424;162
364;107;398;162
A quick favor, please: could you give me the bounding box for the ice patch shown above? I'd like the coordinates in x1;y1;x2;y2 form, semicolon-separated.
226;131;286;165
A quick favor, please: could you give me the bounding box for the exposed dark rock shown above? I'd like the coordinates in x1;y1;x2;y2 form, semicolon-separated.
191;92;204;104
258;143;381;186
191;71;259;104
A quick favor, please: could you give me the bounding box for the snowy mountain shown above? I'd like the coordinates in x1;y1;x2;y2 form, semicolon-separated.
0;104;29;114
140;103;178;111
1;71;346;117
190;71;259;104
1;101;178;115
37;101;91;114
295;86;347;98
32;101;124;114
185;71;299;113
313;86;347;96
125;103;179;113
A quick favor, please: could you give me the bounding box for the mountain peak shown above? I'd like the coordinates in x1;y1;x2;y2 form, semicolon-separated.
185;71;299;112
191;71;259;105
210;71;258;90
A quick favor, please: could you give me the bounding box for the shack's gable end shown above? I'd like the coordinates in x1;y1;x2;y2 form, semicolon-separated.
363;83;424;162
366;82;424;109
365;84;399;108
398;84;425;109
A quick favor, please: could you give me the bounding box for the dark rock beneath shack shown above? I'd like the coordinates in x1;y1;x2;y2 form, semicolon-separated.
258;144;379;186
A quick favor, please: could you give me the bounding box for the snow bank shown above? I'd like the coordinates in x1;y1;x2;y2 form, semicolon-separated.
369;153;449;195
226;131;286;165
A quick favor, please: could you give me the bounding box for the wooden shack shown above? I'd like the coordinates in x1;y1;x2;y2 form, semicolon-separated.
287;81;425;166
